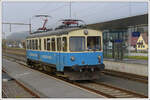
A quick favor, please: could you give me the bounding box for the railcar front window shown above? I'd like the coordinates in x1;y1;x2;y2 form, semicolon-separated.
69;37;85;52
87;36;101;51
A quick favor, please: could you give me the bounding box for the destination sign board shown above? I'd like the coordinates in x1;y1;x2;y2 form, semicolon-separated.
132;32;140;37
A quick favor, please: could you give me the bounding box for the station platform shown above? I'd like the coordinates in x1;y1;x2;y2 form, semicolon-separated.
2;58;104;98
104;58;148;77
104;58;148;65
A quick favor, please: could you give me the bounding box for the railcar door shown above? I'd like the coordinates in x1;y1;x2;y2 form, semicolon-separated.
56;37;64;71
38;38;42;61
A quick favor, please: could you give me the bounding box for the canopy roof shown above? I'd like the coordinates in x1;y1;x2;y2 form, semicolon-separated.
87;14;148;30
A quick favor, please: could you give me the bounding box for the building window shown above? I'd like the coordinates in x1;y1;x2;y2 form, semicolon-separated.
138;45;140;48
57;38;61;51
62;37;67;51
51;38;56;51
141;40;143;43
47;38;51;51
143;45;145;48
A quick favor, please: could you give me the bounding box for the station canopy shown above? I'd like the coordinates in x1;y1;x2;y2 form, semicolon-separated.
87;14;148;30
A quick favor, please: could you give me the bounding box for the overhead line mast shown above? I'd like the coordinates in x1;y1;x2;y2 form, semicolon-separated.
69;1;71;18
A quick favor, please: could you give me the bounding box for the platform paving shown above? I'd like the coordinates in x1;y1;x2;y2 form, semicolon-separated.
2;58;104;98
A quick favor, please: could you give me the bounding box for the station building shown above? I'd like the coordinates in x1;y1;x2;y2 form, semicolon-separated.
87;14;148;60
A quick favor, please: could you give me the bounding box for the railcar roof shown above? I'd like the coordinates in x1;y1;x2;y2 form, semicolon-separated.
27;27;81;38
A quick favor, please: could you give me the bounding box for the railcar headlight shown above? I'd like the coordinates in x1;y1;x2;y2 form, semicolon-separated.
98;56;101;63
70;56;75;61
98;56;101;60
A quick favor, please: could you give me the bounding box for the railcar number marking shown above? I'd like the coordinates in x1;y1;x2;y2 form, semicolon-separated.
42;55;52;59
29;53;38;57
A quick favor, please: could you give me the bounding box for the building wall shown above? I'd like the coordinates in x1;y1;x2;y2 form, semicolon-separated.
128;24;148;52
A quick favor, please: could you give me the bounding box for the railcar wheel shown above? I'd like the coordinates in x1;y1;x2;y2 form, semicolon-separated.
43;66;47;72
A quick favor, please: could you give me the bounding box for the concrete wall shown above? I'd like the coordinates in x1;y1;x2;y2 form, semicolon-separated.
104;60;148;76
129;53;148;57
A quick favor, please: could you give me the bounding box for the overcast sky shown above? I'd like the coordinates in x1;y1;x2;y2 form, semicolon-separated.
2;1;148;34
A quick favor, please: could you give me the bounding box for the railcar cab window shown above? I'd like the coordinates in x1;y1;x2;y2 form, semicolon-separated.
47;38;51;51
51;38;56;51
69;37;85;52
87;36;101;51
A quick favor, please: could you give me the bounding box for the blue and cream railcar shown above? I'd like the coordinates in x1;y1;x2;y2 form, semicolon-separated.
26;28;105;80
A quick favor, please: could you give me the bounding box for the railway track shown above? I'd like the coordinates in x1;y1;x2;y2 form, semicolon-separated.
2;54;148;98
102;70;148;84
76;81;147;98
3;51;148;84
2;89;8;98
2;70;40;98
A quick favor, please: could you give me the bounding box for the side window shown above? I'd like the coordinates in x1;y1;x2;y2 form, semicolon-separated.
35;39;38;50
32;40;34;50
39;39;41;50
62;37;67;51
47;38;51;51
100;36;101;50
30;40;31;49
34;40;36;50
44;38;46;50
26;40;28;49
57;38;61;51
27;40;29;49
51;38;56;51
